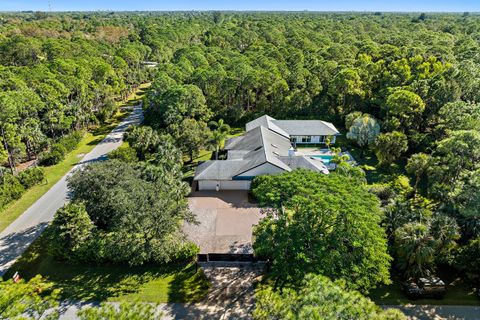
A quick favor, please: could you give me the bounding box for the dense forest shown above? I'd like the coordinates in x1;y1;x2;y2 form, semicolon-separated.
1;11;480;318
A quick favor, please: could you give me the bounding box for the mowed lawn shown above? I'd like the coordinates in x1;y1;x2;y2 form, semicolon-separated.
0;84;150;233
5;234;210;303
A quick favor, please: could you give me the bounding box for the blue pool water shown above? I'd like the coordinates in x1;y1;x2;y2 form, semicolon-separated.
310;154;334;165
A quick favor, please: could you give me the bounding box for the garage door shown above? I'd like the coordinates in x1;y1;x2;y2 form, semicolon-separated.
220;180;251;190
198;180;251;190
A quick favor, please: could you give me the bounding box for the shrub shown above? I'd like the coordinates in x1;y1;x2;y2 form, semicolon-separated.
39;144;66;166
108;145;138;163
47;203;95;262
58;131;83;153
173;241;200;262
0;174;25;208
367;183;395;203
96;99;118;123
18;167;45;188
455;238;480;283
39;132;83;166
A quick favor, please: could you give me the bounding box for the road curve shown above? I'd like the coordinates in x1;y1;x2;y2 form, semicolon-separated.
0;106;143;276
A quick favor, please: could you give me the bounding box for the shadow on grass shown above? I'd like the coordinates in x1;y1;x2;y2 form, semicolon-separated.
168;263;211;303
6;234;210;303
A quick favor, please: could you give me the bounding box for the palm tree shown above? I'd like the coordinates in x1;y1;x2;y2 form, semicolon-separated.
209;119;230;134
211;130;228;160
325;135;332;150
209;119;230;160
394;223;436;279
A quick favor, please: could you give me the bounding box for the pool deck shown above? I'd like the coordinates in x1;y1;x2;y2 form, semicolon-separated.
295;147;332;156
295;148;356;167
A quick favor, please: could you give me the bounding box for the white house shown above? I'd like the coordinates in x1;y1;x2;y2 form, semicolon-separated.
193;115;340;191
245;115;340;145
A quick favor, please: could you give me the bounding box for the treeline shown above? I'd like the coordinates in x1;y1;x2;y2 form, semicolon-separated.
0;13;160;173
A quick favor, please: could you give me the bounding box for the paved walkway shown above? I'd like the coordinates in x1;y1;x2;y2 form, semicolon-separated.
0;106;143;276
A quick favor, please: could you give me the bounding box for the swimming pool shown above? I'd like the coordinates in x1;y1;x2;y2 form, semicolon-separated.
310;154;334;165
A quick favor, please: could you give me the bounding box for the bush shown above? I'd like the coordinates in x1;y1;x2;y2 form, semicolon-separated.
0;174;26;208
39;132;83;166
455;238;480;283
39;144;66;166
108;145;138;163
96;99;118;123
58;131;83;153
173;241;200;262
47;203;95;262
18;167;45;188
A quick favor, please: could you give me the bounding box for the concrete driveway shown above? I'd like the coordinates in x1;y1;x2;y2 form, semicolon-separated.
184;191;263;254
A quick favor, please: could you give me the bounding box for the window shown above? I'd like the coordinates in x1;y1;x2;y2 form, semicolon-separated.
291;137;297;143
301;136;311;143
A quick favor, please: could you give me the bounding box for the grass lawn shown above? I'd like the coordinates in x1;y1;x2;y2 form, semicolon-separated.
5;234;210;303
369;273;480;306
0;84;151;233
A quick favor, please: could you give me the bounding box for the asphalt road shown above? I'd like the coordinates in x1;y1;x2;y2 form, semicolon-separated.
0;106;143;276
384;305;480;320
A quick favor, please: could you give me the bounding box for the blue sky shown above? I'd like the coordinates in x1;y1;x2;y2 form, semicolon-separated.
1;0;479;12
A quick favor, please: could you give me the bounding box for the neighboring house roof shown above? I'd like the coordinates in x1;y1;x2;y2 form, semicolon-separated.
194;115;333;181
272;120;340;136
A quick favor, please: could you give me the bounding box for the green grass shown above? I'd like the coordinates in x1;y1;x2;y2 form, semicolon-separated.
226;127;245;140
5;234;210;303
0;84;151;233
369;274;480;306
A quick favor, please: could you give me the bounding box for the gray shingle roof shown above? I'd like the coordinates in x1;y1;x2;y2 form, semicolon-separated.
246;115;339;137
245;115;290;138
194;160;249;180
194;115;334;181
272;120;339;136
195;126;292;180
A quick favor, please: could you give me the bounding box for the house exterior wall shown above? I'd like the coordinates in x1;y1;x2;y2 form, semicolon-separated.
291;135;336;144
198;180;251;190
237;163;285;177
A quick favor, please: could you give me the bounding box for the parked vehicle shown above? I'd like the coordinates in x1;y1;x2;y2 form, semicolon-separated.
402;277;446;299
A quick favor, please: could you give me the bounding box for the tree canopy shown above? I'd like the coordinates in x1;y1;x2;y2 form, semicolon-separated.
252;170;391;291
254;274;406;320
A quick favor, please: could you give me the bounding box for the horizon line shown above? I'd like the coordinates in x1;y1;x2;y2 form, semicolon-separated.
1;10;479;14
